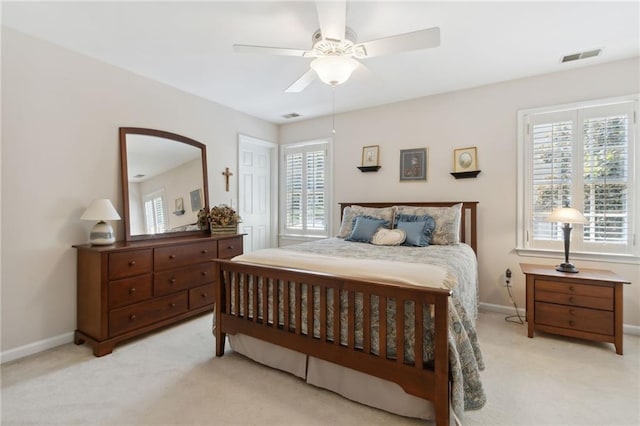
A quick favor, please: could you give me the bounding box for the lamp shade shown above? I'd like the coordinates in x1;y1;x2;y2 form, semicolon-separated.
81;199;121;221
546;207;588;224
310;56;359;86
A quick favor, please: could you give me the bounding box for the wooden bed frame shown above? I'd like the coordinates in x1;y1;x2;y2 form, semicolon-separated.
213;201;478;426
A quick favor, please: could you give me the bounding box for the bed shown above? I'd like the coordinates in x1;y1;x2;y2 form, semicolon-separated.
213;201;485;425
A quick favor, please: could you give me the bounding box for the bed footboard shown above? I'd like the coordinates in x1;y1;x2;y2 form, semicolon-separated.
214;259;451;426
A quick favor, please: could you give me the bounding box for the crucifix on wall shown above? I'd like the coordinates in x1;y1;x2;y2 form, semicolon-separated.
222;167;233;192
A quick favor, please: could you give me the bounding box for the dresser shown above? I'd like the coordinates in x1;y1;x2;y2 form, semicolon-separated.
520;263;629;355
74;234;243;356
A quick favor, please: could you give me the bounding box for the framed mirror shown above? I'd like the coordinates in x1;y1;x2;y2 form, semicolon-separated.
119;127;209;241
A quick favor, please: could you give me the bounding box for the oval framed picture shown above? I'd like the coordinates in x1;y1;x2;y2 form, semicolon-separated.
453;147;477;172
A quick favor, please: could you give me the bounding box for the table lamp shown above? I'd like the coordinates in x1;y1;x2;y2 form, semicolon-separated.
546;206;588;273
81;199;121;245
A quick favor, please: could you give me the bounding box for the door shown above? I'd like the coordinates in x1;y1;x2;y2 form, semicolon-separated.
238;135;277;253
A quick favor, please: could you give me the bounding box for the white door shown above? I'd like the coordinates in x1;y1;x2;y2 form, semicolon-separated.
238;135;277;253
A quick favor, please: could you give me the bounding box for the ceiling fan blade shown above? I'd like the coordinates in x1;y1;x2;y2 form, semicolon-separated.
315;0;346;41
285;69;317;93
233;44;309;57
358;27;440;58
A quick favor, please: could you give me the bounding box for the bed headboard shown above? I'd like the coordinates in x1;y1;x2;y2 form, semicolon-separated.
338;201;479;254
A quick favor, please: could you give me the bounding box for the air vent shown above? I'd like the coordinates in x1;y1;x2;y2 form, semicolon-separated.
282;113;301;119
561;48;602;63
134;174;146;178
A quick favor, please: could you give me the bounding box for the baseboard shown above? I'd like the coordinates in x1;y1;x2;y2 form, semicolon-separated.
479;302;640;336
0;332;74;364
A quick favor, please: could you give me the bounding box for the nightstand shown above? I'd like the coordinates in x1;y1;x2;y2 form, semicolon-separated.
520;263;630;355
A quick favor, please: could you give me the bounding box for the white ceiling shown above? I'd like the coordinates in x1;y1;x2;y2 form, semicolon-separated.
2;1;638;124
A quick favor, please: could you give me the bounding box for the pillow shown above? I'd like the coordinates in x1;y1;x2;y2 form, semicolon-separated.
345;216;389;243
394;204;462;245
395;213;436;247
371;228;406;246
337;206;394;238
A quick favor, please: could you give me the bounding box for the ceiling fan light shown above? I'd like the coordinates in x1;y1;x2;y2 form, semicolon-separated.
310;56;358;86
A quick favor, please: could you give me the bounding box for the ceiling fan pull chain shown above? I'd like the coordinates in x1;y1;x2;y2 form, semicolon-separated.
332;85;336;135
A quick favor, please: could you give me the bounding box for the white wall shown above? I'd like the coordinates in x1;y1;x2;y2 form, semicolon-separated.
0;28;278;358
280;57;640;329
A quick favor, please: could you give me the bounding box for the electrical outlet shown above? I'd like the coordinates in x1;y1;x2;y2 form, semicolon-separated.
504;268;512;287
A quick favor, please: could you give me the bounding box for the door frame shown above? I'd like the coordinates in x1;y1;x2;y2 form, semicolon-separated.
237;134;278;249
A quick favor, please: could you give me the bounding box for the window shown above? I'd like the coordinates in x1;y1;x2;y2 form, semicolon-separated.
143;189;167;234
281;140;331;237
518;96;638;259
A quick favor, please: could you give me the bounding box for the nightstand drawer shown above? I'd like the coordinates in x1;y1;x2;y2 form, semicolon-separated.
218;236;243;259
535;302;614;336
536;280;612;299
535;290;613;311
189;283;216;309
154;263;215;296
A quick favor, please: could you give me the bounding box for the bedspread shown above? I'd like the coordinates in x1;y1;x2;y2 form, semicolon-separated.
218;239;486;417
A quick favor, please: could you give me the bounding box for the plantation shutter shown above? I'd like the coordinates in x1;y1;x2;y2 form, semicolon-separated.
144;191;167;234
306;149;326;230
285;152;303;229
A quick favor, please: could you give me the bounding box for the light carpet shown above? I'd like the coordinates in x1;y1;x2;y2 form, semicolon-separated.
1;311;638;425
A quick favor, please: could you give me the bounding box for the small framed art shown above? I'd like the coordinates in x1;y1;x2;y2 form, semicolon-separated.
361;145;380;167
399;148;427;181
190;188;203;211
453;147;478;172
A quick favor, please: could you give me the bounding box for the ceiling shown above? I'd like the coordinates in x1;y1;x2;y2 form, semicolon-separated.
2;1;638;124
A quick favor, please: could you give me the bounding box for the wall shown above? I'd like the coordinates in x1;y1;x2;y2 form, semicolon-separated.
0;28;278;359
280;57;640;329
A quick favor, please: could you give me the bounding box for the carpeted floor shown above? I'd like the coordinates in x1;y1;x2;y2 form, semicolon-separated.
1;310;638;425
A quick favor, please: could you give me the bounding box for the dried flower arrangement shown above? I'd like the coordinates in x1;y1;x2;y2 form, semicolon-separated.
197;204;241;232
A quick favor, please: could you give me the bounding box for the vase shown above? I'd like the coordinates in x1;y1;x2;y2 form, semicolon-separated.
210;224;238;235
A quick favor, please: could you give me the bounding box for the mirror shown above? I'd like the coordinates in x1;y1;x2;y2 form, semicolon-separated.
120;127;209;241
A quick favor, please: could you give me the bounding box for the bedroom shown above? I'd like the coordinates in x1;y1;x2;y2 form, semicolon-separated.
1;1;639;425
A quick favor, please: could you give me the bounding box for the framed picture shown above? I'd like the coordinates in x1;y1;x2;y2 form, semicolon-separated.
400;148;427;181
361;145;380;167
453;147;478;172
190;188;203;212
174;197;184;213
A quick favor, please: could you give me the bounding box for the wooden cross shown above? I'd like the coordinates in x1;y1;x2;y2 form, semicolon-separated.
222;167;233;192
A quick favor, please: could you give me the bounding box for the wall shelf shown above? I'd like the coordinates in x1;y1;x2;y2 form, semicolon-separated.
450;170;481;179
357;166;381;173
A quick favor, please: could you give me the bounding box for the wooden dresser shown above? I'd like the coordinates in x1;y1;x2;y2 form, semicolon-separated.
74;234;243;356
520;263;629;355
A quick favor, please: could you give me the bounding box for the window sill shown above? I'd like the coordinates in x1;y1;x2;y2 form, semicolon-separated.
516;247;640;265
279;234;328;240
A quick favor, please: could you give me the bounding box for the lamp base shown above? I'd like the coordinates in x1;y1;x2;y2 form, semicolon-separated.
556;262;579;273
89;221;116;245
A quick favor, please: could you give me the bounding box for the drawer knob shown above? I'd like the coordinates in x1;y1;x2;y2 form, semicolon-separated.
128;260;136;266
569;297;576;304
201;271;208;276
169;303;176;309
227;245;234;250
569;320;576;327
170;278;176;284
201;249;208;254
129;288;137;294
201;293;208;298
130;314;137;321
569;286;575;292
569;309;575;316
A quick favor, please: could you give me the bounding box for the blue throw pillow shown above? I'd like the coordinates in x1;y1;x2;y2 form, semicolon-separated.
346;216;389;243
395;214;436;247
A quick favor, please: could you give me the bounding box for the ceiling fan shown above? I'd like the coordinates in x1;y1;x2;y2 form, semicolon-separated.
233;1;440;92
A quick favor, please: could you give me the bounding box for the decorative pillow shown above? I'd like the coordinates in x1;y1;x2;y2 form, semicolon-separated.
395;213;436;247
371;228;406;246
345;216;389;243
337;206;394;238
394;204;462;245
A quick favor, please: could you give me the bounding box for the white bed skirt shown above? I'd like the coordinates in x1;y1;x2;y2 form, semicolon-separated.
228;333;446;423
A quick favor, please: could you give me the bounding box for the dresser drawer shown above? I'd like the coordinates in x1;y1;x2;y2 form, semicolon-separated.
108;249;153;280
535;302;614;336
536;280;612;299
218;236;243;259
109;293;188;337
189;284;216;309
154;241;218;270
535;290;613;310
154;263;215;296
109;275;153;309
